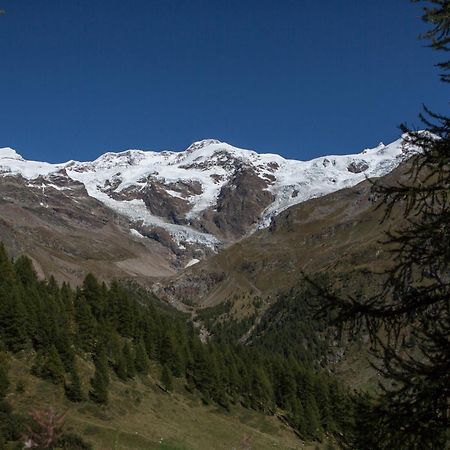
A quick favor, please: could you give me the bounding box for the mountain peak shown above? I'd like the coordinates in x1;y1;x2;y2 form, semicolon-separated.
0;136;409;253
185;139;222;153
0;147;24;161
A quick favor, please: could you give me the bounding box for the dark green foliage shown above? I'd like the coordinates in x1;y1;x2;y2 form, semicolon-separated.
90;346;109;404
82;273;105;321
0;355;9;399
249;281;330;365
134;337;149;374
57;432;93;450
74;293;96;353
0;245;28;352
213;314;257;343
249;366;273;410
161;365;173;391
195;300;232;330
189;343;217;403
314;375;335;433
0;361;22;446
122;342;136;378
15;379;25;394
31;345;65;385
65;365;83;402
315;2;450;447
115;342;136;380
115;351;128;381
159;331;184;377
0;399;22;443
418;0;450;82
0;245;353;442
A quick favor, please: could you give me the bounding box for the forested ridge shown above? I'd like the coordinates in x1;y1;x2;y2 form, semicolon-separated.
0;243;354;448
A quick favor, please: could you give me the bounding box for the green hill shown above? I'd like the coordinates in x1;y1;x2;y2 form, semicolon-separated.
0;243;347;449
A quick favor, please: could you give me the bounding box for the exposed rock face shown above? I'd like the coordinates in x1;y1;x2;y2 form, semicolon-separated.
347;160;369;173
212;166;274;238
141;182;191;225
157;162;412;314
187;166;275;239
0;136;411;279
0;173;176;284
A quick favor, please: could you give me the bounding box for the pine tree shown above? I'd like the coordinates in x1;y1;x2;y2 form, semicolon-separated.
191;344;216;401
134;337;149;374
74;292;96;353
0;353;9;399
14;255;41;338
161;364;173;392
0;353;12;448
122;342;136;378
328;379;352;432
207;347;228;408
314;375;334;433
289;397;308;438
250;366;273;411
296;370;322;439
32;345;65;385
115;342;136;380
89;346;109;404
0;245;28;352
141;317;157;359
82;273;105;321
115;349;128;381
14;254;38;287
225;355;241;401
65;365;83;402
315;2;450;447
0;242;353;440
114;285;135;338
159;332;176;370
45;345;66;385
56;331;76;373
273;363;296;410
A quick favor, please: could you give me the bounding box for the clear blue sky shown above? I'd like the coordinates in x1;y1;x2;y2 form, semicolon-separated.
0;0;448;162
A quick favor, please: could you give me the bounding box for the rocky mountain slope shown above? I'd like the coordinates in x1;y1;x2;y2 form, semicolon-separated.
155;162;411;326
0;137;410;282
0;172;176;284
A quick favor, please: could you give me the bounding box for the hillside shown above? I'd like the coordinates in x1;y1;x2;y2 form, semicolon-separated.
0;174;176;285
0;137;410;284
0;137;422;449
156;162;409;318
6;354;313;450
0;246;351;449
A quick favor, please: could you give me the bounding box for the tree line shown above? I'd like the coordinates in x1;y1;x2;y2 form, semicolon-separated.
0;243;353;447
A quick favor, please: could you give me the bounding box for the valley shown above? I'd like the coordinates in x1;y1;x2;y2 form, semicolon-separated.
0;131;445;450
2;1;449;448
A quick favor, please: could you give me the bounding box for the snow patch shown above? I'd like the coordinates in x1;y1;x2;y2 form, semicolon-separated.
130;229;145;239
0;135;412;247
185;258;200;268
66;167;220;247
0;147;24;160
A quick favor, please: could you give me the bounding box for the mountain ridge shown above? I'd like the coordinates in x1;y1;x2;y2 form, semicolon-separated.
154;160;412;323
0;136;412;283
1;137;409;230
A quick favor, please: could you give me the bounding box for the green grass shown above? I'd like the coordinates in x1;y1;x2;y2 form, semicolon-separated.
159;441;192;450
6;355;329;450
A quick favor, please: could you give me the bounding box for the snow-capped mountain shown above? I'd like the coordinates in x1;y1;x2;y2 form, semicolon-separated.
0;137;410;262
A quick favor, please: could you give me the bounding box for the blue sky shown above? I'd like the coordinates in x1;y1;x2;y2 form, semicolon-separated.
0;0;448;162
